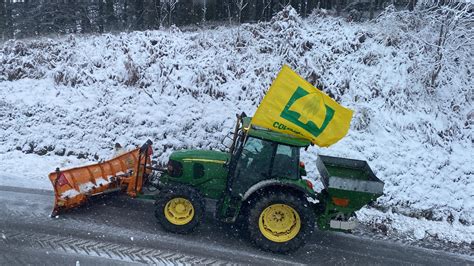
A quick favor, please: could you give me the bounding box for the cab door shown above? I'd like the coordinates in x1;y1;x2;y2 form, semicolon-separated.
219;136;300;221
230;137;275;197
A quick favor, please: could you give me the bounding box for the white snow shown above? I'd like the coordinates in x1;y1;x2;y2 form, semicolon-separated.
0;7;472;245
357;208;474;244
95;178;109;186
61;189;80;199
79;181;95;193
0;150;93;189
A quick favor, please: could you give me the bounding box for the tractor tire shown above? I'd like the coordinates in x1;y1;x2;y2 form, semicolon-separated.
155;186;204;234
247;192;315;253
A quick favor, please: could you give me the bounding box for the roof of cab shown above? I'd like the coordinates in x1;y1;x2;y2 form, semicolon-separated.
242;117;311;147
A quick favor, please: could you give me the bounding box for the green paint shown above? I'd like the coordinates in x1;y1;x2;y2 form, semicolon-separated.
157;116;381;230
316;188;381;231
160;150;230;199
171;150;231;162
280;87;335;138
325;165;370;180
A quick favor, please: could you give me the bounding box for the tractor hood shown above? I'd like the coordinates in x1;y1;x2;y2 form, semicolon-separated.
169;149;230;164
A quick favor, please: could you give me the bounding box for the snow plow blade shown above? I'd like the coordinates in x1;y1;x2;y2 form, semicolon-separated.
49;140;153;217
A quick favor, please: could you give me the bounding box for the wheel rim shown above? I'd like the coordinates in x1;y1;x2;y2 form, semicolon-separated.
258;203;301;243
164;197;194;225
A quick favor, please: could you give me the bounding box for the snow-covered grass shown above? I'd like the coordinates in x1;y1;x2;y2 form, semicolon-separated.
0;7;472;245
357;208;474;245
0;150;92;190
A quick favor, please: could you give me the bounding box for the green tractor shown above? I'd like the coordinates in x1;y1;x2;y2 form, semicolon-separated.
154;114;384;253
50;113;384;253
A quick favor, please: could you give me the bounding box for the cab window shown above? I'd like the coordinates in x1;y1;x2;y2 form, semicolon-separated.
271;144;299;179
238;137;274;178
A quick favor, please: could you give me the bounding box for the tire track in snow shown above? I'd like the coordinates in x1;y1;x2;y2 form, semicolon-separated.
0;228;229;265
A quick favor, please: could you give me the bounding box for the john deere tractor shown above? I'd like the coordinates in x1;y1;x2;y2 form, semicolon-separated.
50;114;384;253
154;114;384;252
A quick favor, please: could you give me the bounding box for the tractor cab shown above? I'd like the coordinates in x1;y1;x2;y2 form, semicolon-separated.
218;115;315;222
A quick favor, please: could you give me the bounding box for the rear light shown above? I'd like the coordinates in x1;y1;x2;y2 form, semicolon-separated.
299;161;305;168
305;180;313;190
332;197;350;207
57;173;70;187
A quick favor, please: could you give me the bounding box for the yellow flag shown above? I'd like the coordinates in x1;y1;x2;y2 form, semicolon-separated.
252;65;353;147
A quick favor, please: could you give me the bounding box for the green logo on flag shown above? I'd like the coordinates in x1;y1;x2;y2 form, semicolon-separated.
280;87;335;138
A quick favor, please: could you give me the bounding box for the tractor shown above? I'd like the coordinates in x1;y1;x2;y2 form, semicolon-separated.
50;114;384;253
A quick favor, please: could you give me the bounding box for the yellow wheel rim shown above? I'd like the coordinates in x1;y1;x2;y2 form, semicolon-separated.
164;197;194;225
258;204;301;243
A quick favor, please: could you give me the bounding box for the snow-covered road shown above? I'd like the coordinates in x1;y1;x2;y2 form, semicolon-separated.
0;185;471;265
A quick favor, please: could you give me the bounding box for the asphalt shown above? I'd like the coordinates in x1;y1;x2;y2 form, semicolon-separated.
0;185;472;265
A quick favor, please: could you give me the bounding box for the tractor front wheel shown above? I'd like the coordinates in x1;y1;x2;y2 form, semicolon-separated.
155;186;204;234
247;192;315;253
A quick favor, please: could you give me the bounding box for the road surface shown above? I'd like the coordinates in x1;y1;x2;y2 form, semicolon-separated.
0;185;472;265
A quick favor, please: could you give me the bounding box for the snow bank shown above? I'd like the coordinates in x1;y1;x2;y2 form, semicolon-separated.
357;208;474;245
0;150;92;190
0;7;472;244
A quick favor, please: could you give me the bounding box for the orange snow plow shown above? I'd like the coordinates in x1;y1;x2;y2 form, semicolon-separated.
49;140;153;216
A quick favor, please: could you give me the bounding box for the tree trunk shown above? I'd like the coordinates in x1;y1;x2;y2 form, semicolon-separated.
134;0;144;30
0;1;4;40
105;0;116;31
98;0;104;33
430;22;446;90
122;0;128;30
369;0;375;20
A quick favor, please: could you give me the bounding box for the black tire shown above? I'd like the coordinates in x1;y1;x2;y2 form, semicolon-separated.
247;192;315;253
155;186;204;234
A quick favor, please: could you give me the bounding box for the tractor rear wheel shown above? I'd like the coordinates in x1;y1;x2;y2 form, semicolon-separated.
247;192;315;253
155;186;204;234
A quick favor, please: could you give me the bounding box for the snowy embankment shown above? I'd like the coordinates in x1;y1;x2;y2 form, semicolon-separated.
0;8;472;245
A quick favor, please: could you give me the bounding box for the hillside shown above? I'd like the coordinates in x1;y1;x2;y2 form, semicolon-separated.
0;7;472;246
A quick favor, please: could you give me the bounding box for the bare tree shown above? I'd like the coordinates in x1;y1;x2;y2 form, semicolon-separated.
235;0;248;24
420;2;473;92
234;0;248;44
104;0;116;31
202;0;207;23
0;0;6;40
260;0;273;21
161;0;178;26
143;0;160;30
